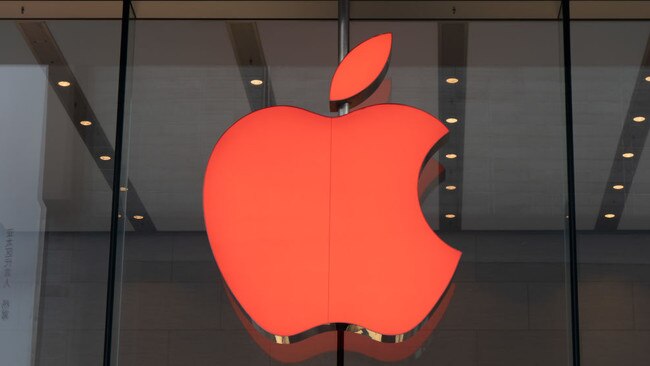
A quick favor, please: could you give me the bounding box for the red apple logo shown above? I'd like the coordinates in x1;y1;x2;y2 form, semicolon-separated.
203;33;461;338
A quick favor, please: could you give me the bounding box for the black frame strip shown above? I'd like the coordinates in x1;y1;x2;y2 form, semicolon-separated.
336;1;349;365
561;1;582;366
103;1;131;365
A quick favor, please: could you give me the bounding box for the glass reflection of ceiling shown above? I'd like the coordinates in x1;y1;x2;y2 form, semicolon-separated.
0;21;121;232
7;19;649;232
126;21;249;231
463;22;565;231
572;22;650;231
258;21;337;116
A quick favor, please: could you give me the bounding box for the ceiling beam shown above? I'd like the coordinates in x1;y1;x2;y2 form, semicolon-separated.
594;35;650;230
227;22;276;111
438;22;468;231
17;20;156;232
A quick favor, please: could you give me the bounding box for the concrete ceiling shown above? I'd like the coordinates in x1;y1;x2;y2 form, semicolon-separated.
1;19;649;232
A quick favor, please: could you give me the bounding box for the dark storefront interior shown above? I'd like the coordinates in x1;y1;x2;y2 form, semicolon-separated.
1;1;650;365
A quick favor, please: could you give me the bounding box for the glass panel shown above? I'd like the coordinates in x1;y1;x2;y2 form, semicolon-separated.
2;2;650;365
116;19;338;365
572;19;650;366
0;19;121;365
346;19;571;365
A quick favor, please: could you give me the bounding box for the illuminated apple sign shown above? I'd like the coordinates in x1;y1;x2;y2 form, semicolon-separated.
203;33;461;337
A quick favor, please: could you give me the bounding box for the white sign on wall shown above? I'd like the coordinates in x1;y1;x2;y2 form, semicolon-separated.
0;66;48;366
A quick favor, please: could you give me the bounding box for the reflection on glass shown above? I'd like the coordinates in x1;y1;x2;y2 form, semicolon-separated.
573;21;650;366
349;19;570;365
0;19;121;365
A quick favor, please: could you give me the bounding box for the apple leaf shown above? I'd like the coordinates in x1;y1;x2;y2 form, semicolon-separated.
329;33;392;112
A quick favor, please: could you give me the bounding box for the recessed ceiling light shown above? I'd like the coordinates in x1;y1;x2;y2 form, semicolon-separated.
445;117;458;124
99;155;111;161
445;185;457;191
250;79;263;86
604;213;616;219
612;184;624;190
444;213;456;219
117;213;122;218
57;81;71;87
645;76;650;82
622;152;634;158
80;120;92;126
633;116;646;123
445;153;457;159
133;215;144;220
119;186;128;192
445;77;459;84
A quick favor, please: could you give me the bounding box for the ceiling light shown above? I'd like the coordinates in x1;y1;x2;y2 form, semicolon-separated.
133;215;144;220
612;184;624;190
445;153;457;159
622;152;634;158
645;76;650;82
604;213;616;219
250;79;263;86
445;117;458;124
633;116;646;123
445;77;459;84
444;213;456;219
99;155;111;161
445;185;457;191
117;213;122;218
57;81;71;87
80;120;92;126
119;186;128;192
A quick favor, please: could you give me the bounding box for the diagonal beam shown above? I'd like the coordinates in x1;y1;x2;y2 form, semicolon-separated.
17;21;155;231
227;22;275;111
594;35;650;230
438;22;468;231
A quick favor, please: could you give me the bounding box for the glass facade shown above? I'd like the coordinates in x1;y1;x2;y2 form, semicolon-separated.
0;1;649;366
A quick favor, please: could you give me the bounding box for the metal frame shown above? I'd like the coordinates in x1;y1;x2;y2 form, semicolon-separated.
561;1;581;365
103;2;131;366
3;1;650;20
336;1;349;364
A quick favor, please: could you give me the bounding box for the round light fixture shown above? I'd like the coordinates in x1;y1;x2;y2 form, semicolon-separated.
444;213;456;219
604;213;616;219
445;185;457;191
633;116;646;123
57;81;71;87
645;76;650;82
445;117;458;124
80;120;92;126
622;152;634;158
119;186;128;192
445;77;459;84
99;155;111;161
445;153;458;159
133;215;144;220
612;184;624;190
250;79;264;86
